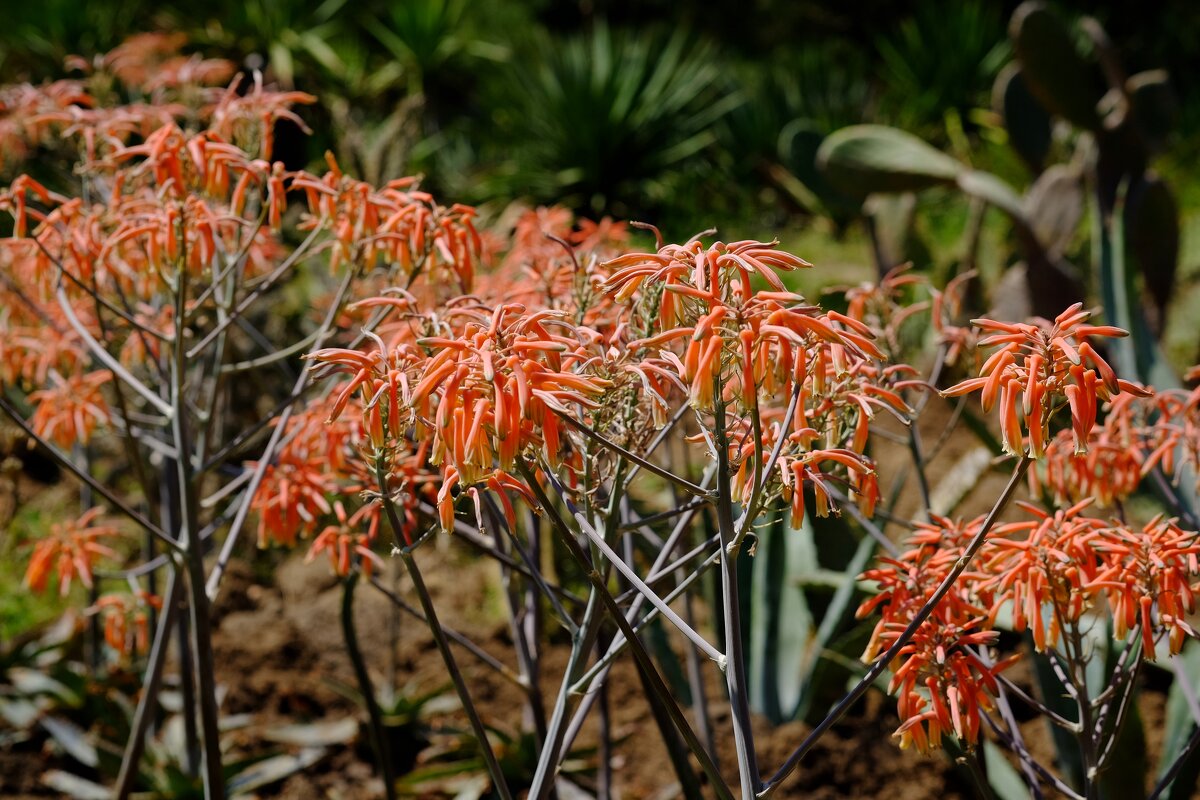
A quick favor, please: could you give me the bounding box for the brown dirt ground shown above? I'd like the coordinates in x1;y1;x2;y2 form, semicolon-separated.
205;548;976;800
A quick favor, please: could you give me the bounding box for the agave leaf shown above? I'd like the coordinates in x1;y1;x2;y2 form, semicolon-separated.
1028;644;1084;789
817;125;962;197
1099;695;1147;798
41;770;110;800
792;526;876;722
227;747;327;796
630;651;706;799
1160;647;1200;799
748;508;814;722
645;615;693;705
993;63;1051;171
1010;2;1104;130
984;740;1032;800
1095;183;1198;522
40;715;98;768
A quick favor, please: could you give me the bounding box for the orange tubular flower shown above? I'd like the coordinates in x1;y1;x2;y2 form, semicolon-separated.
1091;515;1200;658
857;516;1011;752
605;236;910;521
979;501;1108;652
24;508;121;596
92;591;162;659
307;501;385;578
941;304;1152;457
26;369;112;449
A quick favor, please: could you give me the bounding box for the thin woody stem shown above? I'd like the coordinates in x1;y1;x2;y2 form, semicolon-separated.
205;266;356;601
114;565;182;800
759;456;1032;798
713;388;760;797
54;282;173;416
374;460;513;800
0;395;176;548
341;573;397;800
560;496;724;665
517;459;735;800
367;576;525;687
553;408;713;499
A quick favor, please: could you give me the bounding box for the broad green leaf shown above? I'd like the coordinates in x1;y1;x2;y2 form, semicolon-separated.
748;508;814;722
984;740;1032;800
817;125;962;197
956;169;1025;220
1159;646;1200;799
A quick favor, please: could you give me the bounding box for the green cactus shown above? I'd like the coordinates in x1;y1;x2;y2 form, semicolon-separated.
992;63;1051;172
815;124;962;196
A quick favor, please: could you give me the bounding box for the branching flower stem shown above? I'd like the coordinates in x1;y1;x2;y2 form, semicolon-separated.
374;458;513;800
0;395;176;548
517;459;735;800
713;385;760;797
553;408;712;499
114;566;183;800
341;573;397;800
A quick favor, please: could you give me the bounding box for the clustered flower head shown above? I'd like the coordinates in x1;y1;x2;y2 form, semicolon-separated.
942;303;1152;457
608;235;917;522
1026;380;1200;509
91;590;162;660
860;500;1200;753
24;508;120;596
857;516;1013;753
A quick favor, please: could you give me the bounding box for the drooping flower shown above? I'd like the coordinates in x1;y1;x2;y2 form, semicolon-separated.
941;304;1151;457
857;515;1012;752
91;591;162;659
27;369;112;448
24;508;120;596
307;501;385;578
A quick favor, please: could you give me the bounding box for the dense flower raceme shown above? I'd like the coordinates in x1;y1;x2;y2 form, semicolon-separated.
1;106;482;468
857;516;1012;753
23;508;120;596
91;590;163;659
860;504;1200;752
941;304;1152;457
607;237;916;520
251;205;632;571
292;231;926;553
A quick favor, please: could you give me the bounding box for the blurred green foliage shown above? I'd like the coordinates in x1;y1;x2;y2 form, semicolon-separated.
2;0;1197;240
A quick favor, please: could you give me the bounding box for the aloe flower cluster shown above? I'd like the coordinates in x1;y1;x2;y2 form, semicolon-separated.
854;302;1200;783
